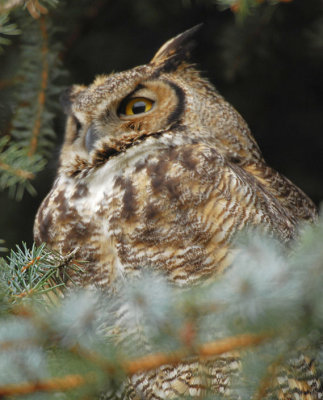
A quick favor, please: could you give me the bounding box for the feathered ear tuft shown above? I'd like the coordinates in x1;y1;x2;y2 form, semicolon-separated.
150;24;202;71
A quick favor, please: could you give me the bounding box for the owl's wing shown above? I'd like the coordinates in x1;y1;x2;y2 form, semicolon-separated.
242;161;317;223
107;143;321;399
111;141;307;285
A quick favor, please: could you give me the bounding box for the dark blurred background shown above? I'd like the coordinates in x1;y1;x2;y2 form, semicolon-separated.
1;0;323;250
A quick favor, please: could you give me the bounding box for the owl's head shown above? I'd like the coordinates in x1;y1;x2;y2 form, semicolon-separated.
59;26;262;178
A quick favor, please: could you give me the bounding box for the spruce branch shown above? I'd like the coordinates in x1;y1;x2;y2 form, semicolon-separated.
9;15;64;158
25;0;48;19
0;373;93;397
0;218;321;398
0;239;7;253
69;332;270;377
0;10;67;198
0;12;20;52
0;135;45;199
0;333;269;398
123;333;270;376
18;14;66;151
0;242;83;303
0;0;59;18
27;15;49;156
0;76;22;90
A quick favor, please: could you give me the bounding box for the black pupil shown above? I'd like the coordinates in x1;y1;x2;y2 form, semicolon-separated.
132;101;147;114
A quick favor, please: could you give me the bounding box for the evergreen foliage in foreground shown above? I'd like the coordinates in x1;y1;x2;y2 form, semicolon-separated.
0;216;322;399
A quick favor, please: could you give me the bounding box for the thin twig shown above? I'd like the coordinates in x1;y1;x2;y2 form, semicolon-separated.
72;332;270;376
26;0;48;19
124;332;269;375
0;77;22;90
0;160;35;179
0;332;270;396
21;256;40;272
0;374;93;396
28;16;48;156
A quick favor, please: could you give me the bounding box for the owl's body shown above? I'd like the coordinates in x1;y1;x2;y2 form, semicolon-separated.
34;27;320;399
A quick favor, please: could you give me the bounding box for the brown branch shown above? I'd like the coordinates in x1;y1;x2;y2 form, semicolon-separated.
73;332;271;377
28;16;48;156
0;373;93;397
0;77;22;90
26;0;48;19
0;160;35;180
0;333;270;397
0;339;36;350
124;332;269;375
0;0;49;17
15;289;34;298
21;256;40;272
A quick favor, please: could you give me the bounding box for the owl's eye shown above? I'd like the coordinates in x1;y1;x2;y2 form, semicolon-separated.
120;97;154;116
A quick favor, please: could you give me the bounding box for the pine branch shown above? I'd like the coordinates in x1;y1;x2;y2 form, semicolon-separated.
0;374;94;397
0;333;269;397
0;216;321;398
0;8;67;198
0;239;7;253
9;14;66;158
124;333;270;376
0;242;83;302
27;16;49;156
0;135;45;199
0;373;93;397
0;0;60;18
0;0;60;56
0;11;20;53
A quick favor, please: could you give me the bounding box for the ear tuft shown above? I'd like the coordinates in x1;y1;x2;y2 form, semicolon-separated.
150;24;202;71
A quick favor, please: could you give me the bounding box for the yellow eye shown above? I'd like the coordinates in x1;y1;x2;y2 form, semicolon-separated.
123;97;154;116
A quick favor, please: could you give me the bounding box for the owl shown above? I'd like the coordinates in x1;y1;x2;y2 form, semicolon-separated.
34;26;320;399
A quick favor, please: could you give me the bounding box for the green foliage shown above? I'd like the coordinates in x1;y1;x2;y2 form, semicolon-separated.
0;241;82;303
9;14;66;157
0;0;65;199
0;218;322;398
0;239;7;252
0;12;20;53
0;135;45;199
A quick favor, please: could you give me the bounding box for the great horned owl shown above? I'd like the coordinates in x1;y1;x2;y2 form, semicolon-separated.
34;26;320;398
